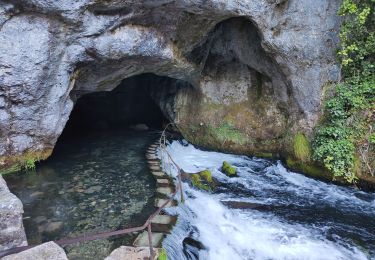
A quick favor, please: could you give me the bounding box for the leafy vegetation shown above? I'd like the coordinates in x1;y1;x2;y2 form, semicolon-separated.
221;161;237;177
312;0;374;183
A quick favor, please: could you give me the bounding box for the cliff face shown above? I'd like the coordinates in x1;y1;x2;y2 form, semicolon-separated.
0;1;341;175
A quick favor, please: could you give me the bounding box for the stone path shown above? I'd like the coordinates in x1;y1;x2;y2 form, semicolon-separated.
106;139;178;259
132;140;177;248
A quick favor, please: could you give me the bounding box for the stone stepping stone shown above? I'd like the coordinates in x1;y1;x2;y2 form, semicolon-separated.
151;215;177;233
156;178;171;187
149;165;161;171
146;154;158;160
151;171;165;178
105;246;158;260
155;198;177;208
133;232;164;248
156;187;174;196
148;161;159;166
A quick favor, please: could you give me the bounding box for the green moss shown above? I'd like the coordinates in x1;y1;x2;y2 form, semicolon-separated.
293;133;311;162
214;122;247;145
222;161;237;176
0;164;22;175
0;149;52;175
158;248;167;260
286;157;333;181
199;170;212;183
191;173;212;191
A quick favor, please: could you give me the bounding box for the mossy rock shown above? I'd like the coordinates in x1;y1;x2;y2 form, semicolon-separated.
199;170;213;183
286;157;336;182
157;248;167;260
0;149;52;175
190;170;215;191
221;161;237;177
293;133;311;162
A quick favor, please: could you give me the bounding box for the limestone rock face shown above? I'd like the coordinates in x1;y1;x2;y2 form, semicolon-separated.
0;175;27;251
0;0;341;170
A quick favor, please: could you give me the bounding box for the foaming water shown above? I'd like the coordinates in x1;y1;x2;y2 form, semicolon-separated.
161;141;375;260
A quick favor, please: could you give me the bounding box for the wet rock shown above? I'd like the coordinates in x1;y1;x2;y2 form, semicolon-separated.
34;216;47;224
30;191;44;197
84;185;102;194
183;237;205;259
221;201;273;211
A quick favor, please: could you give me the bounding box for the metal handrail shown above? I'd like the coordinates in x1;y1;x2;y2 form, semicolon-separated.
0;128;183;260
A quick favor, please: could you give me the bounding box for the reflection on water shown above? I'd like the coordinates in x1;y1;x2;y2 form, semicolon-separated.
5;130;158;259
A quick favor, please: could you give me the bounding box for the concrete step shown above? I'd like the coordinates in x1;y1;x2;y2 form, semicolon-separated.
151;215;177;234
149;165;161;171
156;187;174;196
156;178;171;187
105;246;160;260
151;171;165;178
148;161;159;166
155;198;177;208
146;154;158;160
133;232;164;248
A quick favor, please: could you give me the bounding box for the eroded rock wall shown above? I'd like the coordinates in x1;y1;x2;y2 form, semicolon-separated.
0;0;341;173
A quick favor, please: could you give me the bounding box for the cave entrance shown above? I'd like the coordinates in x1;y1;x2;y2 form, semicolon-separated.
5;73;194;259
60;73;178;140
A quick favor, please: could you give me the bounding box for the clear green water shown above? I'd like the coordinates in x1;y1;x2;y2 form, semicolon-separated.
5;130;158;259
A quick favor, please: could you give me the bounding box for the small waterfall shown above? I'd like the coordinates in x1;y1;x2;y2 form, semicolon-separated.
161;141;375;260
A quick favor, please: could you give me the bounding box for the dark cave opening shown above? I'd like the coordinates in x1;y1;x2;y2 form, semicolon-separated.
59;73;176;141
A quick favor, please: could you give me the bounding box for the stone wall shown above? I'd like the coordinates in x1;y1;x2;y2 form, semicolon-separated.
0;175;27;251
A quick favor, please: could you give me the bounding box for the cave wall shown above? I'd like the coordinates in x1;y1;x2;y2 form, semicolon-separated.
0;0;341;173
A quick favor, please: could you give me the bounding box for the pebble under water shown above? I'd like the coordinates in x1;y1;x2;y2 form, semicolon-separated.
4;130;158;260
162;141;375;260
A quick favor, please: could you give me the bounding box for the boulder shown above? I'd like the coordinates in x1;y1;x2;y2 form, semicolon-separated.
0;175;27;251
2;242;67;260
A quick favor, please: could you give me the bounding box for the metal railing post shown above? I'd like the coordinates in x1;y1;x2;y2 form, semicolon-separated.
147;223;154;260
178;169;184;203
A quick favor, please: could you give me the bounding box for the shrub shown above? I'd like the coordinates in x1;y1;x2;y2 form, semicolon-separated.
312;0;375;183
